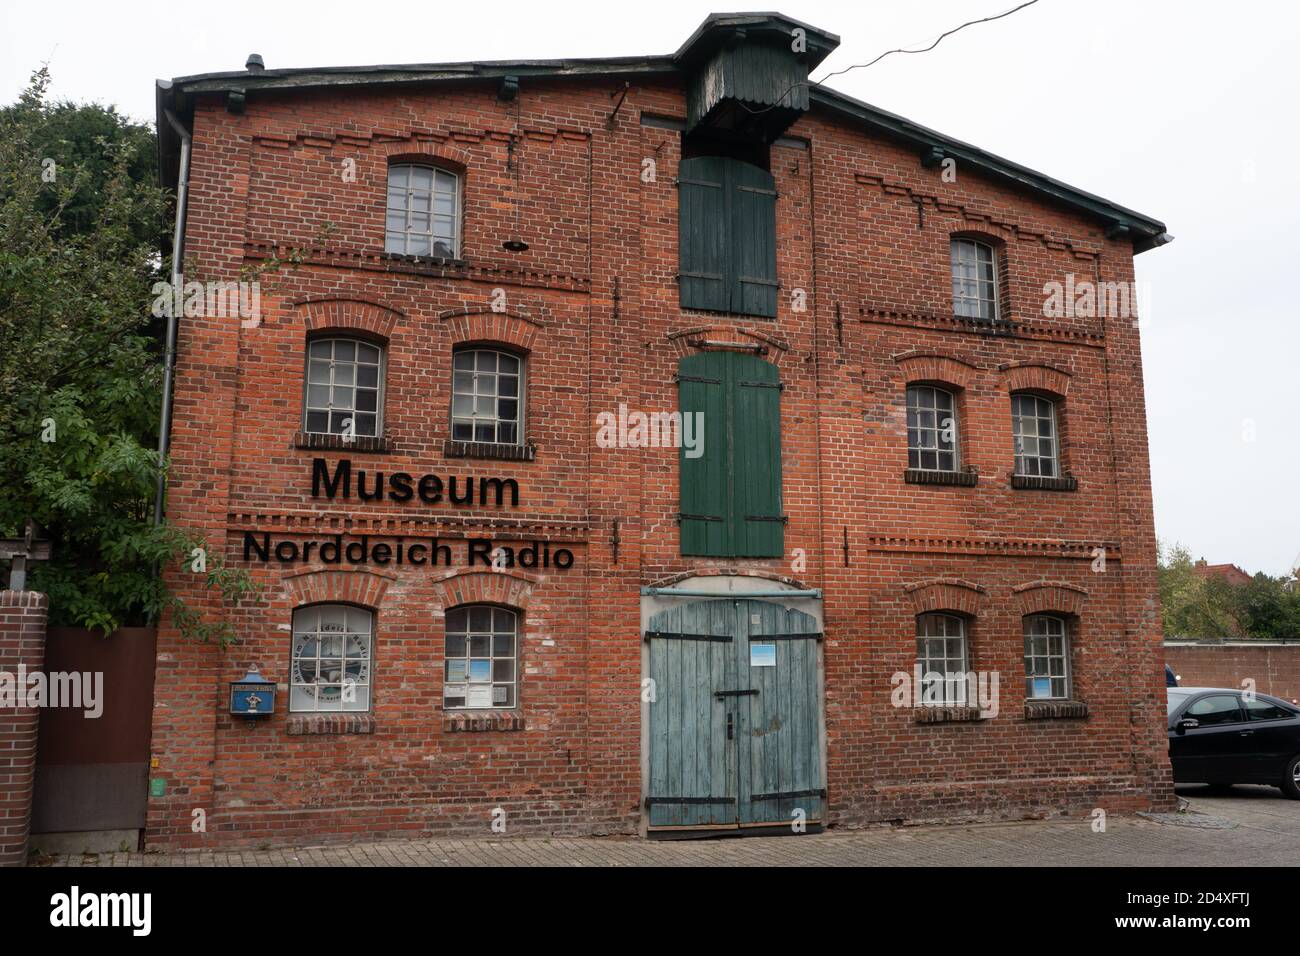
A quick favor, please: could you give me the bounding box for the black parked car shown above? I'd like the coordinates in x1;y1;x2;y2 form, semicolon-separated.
1167;687;1300;798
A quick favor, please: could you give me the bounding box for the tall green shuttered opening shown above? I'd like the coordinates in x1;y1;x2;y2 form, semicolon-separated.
677;350;784;558
677;156;778;319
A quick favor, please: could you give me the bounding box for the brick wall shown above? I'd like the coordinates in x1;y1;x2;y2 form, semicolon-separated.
148;58;1172;847
0;590;48;866
1165;643;1300;703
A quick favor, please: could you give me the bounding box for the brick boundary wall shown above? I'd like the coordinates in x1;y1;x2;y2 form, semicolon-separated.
1164;642;1300;703
0;590;48;866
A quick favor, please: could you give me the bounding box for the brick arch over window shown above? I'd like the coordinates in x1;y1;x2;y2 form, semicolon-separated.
893;351;977;390
437;306;542;354
281;566;398;609
1012;581;1088;617
904;578;985;616
382;142;472;173
295;296;404;340
646;568;812;591
430;569;537;613
665;326;791;371
1002;363;1071;398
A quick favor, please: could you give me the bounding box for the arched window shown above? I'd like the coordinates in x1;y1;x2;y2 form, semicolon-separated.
290;605;374;713
1011;392;1059;477
950;238;998;321
916;612;969;706
906;384;959;472
1023;614;1071;700
451;347;523;445
303;337;384;437
386;163;460;258
444;605;518;709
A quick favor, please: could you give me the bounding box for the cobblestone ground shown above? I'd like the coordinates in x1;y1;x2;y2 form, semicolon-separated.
38;785;1300;867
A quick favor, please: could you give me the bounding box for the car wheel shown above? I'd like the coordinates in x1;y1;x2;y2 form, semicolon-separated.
1281;755;1300;800
1204;782;1235;793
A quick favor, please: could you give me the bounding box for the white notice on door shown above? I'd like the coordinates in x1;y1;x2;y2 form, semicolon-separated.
750;643;776;667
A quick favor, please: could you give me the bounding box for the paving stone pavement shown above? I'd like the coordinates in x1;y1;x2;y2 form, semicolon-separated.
36;785;1300;867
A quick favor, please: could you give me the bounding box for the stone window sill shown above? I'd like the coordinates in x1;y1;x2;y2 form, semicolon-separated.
442;711;526;733
1024;699;1089;720
286;714;376;735
442;439;536;462
1010;473;1078;492
904;467;978;487
915;705;986;724
294;431;390;453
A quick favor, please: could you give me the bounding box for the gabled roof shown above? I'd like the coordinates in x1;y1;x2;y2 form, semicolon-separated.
156;11;1170;252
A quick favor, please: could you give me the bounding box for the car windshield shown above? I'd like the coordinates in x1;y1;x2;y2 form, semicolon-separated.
1166;690;1192;716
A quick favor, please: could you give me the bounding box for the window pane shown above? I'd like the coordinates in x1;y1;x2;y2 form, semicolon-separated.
1187;695;1243;725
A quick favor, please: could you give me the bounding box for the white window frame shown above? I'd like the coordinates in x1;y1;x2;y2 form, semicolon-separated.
916;612;970;706
385;163;460;258
450;347;524;446
951;238;999;321
289;605;373;713
906;384;960;472
1023;613;1071;700
1011;392;1060;477
303;337;384;438
443;605;519;710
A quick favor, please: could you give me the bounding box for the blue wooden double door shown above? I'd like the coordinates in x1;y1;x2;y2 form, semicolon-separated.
645;598;824;831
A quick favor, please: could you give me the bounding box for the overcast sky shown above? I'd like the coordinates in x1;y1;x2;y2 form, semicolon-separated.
5;0;1298;575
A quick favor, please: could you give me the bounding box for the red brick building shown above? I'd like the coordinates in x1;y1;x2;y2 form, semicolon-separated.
150;12;1175;847
1192;560;1253;588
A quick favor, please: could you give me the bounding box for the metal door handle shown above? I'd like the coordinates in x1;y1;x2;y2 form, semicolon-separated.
727;713;734;740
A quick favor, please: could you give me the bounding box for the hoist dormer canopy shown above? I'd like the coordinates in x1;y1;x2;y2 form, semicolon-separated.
674;12;840;144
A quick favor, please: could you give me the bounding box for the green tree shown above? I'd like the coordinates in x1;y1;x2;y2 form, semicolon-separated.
0;68;255;641
1157;542;1239;638
1236;572;1300;641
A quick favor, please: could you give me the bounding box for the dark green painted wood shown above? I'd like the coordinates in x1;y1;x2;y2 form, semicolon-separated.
733;356;783;556
678;351;729;557
678;351;783;558
646;599;823;830
677;157;730;313
677;157;777;319
685;42;809;142
730;161;779;318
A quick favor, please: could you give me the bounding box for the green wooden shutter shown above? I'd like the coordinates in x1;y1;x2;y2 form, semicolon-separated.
731;354;784;556
679;156;777;319
677;157;730;313
678;351;783;558
678;351;729;556
729;162;778;319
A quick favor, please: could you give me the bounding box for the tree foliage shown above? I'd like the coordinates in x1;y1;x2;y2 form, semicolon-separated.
1158;541;1300;641
0;69;256;641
